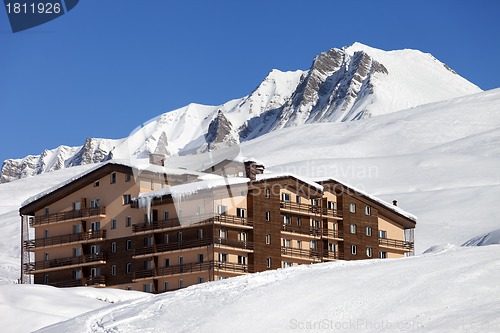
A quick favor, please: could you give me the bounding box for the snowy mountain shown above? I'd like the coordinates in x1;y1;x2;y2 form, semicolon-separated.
0;42;481;182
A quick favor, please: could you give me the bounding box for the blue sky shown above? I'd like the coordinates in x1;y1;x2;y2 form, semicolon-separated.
0;0;499;163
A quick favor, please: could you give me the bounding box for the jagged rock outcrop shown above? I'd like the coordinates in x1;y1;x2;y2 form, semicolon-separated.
203;110;238;152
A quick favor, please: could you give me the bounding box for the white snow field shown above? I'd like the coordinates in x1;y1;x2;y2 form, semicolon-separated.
0;89;499;332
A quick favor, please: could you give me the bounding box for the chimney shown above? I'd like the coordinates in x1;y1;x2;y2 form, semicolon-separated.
149;153;166;166
244;161;265;181
393;200;398;206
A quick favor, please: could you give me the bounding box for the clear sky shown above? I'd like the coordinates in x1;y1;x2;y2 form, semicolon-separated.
0;0;499;164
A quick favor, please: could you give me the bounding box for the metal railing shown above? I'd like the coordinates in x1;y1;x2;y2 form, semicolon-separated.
281;224;322;237
24;253;106;272
48;275;106;288
321;229;344;239
379;238;414;250
24;230;106;249
134;237;254;256
32;207;106;226
280;201;343;218
133;214;253;233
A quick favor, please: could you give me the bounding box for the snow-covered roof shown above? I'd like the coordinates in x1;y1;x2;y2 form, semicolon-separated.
255;172;323;192
315;176;417;222
21;159;209;208
137;177;250;201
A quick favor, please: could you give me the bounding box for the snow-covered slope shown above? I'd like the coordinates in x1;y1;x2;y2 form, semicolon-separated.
1;42;481;182
37;245;500;333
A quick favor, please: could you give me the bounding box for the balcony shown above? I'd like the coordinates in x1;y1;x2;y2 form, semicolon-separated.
24;230;106;250
281;247;322;261
132;214;253;233
31;207;106;227
48;276;106;288
134;237;254;257
379;238;414;251
133;260;252;281
280;201;343;218
24;253;106;273
321;229;344;240
281;224;322;237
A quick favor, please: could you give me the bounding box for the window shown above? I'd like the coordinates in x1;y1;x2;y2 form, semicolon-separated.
165;259;170;267
218;253;227;262
126;263;132;274
44;207;49;216
164;211;169;220
126;239;132;251
111;219;117;229
73;248;82;257
266;257;272;268
150;179;154;190
281;193;291;202
296;195;300;203
164;234;169;244
123;194;131;205
73;224;82;233
44;229;49;238
90;199;100;208
90;267;100;277
198;277;205;284
238;255;246;265
111;242;116;253
144;283;153;293
265;188;270;199
197;229;204;239
125;174;131;182
110;172;116;184
366;247;373;257
328;243;336;252
379;230;387;239
164;281;169;291
73;201;81;210
265;211;270;221
177;231;183;242
178;279;184;289
44;252;49;261
94;180;100;187
351;245;357;255
238;231;247;242
217;205;228;215
144;260;153;270
144;237;153;247
196;206;202;215
312;219;320;229
198;254;204;263
126;216;132;227
327;201;336;210
311;199;318;206
111;265;116;276
297;240;302;249
90;245;100;255
349;203;356;213
265;234;271;245
366;226;372;237
219;229;228;239
310;240;317;250
178;256;183;265
283;262;293;268
297;217;302;226
350;224;357;234
283;239;291;248
379;252;387;259
43;275;48;284
236;208;246;218
90;221;100;231
365;206;372;215
283;215;291;225
73;270;81;280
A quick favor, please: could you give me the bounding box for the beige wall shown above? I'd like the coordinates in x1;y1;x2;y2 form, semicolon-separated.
378;217;404;240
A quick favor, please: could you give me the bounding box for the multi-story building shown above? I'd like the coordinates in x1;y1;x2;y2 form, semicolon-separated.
19;158;416;293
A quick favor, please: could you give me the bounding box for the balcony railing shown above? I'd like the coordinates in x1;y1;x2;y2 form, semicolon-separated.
48;276;106;288
134;260;252;280
379;238;414;250
24;253;106;273
31;207;106;227
132;214;253;233
281;246;322;260
24;230;106;249
321;229;344;239
280;201;343;218
134;237;254;257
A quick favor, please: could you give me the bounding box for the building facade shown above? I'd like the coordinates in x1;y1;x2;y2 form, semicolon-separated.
20;160;415;293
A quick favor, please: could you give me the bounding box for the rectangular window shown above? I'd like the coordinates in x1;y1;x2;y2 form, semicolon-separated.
198;254;204;263
265;234;271;245
91;221;100;231
297;240;302;249
311;199;318;206
366;226;372;236
196;206;202;215
90;245;100;255
312;219;320;229
44;207;49;216
165;258;170;268
366;247;373;257
283;239;291;248
379;230;387;239
126;216;132;227
111;242;116;253
238;231;247;242
73;224;82;234
219;229;228;239
164;211;169;220
217;205;228;215
110;172;116;184
150;179;154;190
73;248;82;257
111;219;117;229
266;257;271;268
296;195;300;203
218;253;227;262
125;174;131;182
283;262;293;268
283;215;291;225
198;277;205;284
44;252;49;261
177;232;183;242
197;229;204;239
90;199;100;208
365;206;372;215
44;229;49;238
281;193;291;202
126;263;132;274
144;237;153;247
350;224;357;234
144;260;153;270
351;245;357;255
94;180;100;187
265;211;270;221
265;188;270;199
238;255;246;265
73;270;82;280
126;239;132;251
111;265;116;276
178;279;184;289
379;251;387;259
164;234;169;244
178;256;183;265
349;203;356;213
327;201;336;210
144;283;153;293
310;240;317;250
164;281;169;291
123;194;132;205
236;208;246;218
328;243;336;252
43;275;48;284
